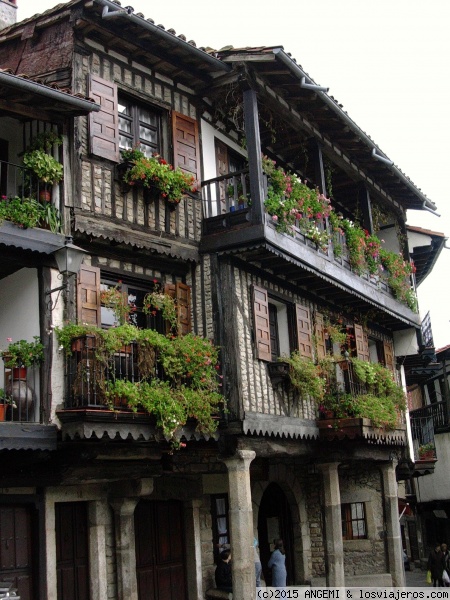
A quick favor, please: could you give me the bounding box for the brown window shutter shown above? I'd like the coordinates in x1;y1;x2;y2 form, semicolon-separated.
296;303;313;359
354;324;369;361
383;340;395;372
88;75;119;162
252;285;272;362
315;312;326;360
172;111;200;187
176;282;191;336
77;265;101;326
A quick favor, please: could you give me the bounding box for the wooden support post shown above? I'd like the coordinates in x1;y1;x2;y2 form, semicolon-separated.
242;87;265;226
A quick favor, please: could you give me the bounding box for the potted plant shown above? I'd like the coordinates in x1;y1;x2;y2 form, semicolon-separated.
22;132;64;201
418;442;435;460
120;146;196;207
100;282;133;326
1;337;44;378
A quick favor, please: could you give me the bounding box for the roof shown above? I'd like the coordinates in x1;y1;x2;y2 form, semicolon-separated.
406;225;447;286
0;68;99;119
0;3;438;212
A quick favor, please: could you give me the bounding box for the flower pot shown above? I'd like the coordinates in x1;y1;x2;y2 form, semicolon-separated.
39;189;51;202
12;366;27;380
0;404;6;421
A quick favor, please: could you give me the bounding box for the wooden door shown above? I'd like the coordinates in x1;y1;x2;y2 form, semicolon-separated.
56;502;90;600
135;500;187;600
0;505;35;600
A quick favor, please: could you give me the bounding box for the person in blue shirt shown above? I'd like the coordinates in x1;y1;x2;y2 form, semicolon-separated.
268;539;287;587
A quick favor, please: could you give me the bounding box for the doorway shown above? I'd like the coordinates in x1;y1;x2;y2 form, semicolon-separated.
258;482;295;585
135;499;187;600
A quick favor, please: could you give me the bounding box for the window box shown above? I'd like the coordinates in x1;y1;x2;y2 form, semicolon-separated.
267;361;290;385
318;417;406;444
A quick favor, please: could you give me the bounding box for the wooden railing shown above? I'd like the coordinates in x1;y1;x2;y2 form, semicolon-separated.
201;169;251;218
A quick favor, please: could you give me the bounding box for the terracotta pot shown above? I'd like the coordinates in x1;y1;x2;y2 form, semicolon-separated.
0;404;6;422
12;366;27;380
39;189;51;202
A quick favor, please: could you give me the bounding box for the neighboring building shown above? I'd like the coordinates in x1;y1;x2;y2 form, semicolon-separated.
0;2;445;599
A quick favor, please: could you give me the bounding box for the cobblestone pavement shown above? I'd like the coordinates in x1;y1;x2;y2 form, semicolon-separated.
405;566;435;588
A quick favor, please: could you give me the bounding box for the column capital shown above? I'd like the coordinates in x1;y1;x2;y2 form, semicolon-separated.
109;497;139;517
316;462;340;474
222;450;256;472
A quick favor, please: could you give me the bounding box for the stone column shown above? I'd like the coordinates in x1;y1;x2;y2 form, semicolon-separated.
88;500;109;600
110;498;139;600
184;499;203;600
380;462;405;587
223;449;256;600
317;463;345;587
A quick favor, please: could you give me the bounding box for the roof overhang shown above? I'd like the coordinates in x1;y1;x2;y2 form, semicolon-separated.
407;225;447;286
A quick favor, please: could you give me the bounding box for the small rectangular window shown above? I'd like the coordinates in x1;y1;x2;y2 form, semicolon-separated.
211;494;230;564
341;502;367;540
118;98;160;157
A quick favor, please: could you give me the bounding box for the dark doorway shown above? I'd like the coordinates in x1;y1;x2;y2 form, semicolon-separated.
0;504;36;600
135;499;187;600
55;502;90;600
258;482;295;585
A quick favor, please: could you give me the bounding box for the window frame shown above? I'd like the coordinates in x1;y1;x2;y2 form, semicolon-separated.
211;494;230;564
118;96;163;158
341;502;367;540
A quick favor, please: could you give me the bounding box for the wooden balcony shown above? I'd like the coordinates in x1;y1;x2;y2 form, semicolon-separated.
200;172;420;329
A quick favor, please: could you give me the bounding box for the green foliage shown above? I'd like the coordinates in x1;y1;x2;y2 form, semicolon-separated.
100;284;132;326
121;146;196;206
23;149;63;184
55;323;224;446
143;289;178;332
418;442;435;457
283;352;326;401
0;196;53;230
2;337;44;368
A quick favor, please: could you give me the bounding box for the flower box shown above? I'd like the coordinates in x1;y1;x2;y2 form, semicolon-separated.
318;417;406;444
267;361;290;385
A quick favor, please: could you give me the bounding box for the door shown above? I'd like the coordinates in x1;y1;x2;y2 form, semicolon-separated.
135;500;187;600
0;504;36;600
55;502;90;600
258;483;295;586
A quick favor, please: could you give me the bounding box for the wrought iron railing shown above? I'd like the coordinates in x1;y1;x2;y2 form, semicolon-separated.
1;363;41;423
64;335;165;409
0;159;51;200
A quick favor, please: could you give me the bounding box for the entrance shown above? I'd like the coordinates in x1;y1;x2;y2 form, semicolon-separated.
0;504;36;600
55;502;90;600
258;483;295;585
135;499;187;600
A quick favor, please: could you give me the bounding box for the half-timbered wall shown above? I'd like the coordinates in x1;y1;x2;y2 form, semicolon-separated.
72;42;202;242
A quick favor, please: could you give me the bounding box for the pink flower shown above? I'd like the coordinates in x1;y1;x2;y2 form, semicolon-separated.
272;215;278;222
6;337;12;343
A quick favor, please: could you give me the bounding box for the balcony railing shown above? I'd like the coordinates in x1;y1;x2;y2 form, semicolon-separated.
1;363;41;423
64;335;165;410
0;159;49;200
410;401;448;461
201;171;394;296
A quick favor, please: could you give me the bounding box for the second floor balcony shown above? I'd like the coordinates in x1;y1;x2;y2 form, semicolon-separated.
201;169;419;329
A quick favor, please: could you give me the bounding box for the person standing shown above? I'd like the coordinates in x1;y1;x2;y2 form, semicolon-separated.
441;543;450;586
253;537;262;587
268;539;287;588
428;543;445;587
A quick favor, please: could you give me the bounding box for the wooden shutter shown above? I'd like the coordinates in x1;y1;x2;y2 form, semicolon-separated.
315;312;327;360
176;282;191;335
77;265;101;326
252;285;272;362
354;324;369;361
296;303;313;359
383;340;395;373
172;111;201;186
164;283;191;336
88;75;119;162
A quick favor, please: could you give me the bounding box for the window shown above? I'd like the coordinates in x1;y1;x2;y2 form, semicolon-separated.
118;98;160;158
252;285;312;362
341;502;367;540
211;494;230;564
100;278;165;333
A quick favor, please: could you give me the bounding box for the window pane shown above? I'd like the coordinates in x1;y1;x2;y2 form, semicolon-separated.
216;498;226;515
139;107;158;126
119;116;132;135
118;101;131;116
217;516;227;535
119;134;133;151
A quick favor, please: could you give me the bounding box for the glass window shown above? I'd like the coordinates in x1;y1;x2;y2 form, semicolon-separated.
211;494;230;563
118;98;160;157
341;502;367;540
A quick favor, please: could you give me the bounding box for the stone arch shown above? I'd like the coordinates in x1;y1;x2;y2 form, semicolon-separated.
251;464;312;584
